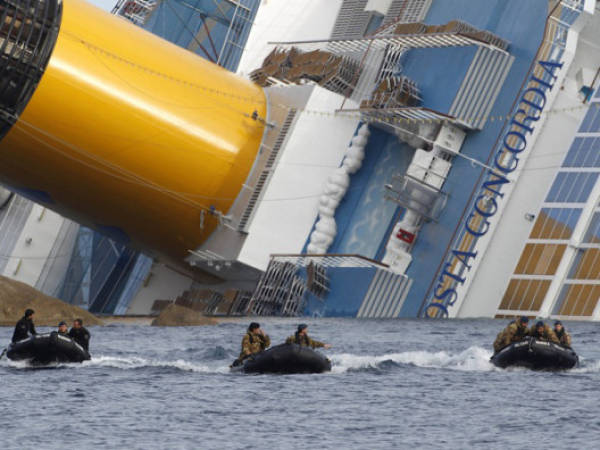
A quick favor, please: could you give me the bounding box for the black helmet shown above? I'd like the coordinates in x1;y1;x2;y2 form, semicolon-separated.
535;321;544;328
297;324;308;332
248;322;260;331
24;309;34;318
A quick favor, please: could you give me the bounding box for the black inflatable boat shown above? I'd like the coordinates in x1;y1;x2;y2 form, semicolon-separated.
491;337;578;370
231;343;331;374
7;332;90;365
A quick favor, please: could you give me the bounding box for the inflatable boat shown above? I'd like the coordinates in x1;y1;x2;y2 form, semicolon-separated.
7;332;90;365
231;343;331;374
491;337;578;370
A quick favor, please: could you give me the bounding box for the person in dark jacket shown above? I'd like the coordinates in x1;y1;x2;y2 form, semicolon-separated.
12;309;36;343
553;320;571;348
68;318;91;351
285;324;331;349
57;321;69;336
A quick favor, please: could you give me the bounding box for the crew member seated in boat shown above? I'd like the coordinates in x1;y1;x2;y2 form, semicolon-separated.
285;324;331;349
11;308;37;343
493;316;529;353
529;321;560;344
237;322;270;363
553;320;571;348
69;318;91;351
57;321;69;336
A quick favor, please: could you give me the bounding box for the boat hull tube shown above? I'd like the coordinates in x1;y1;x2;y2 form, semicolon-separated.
7;332;91;365
233;344;332;374
491;337;578;370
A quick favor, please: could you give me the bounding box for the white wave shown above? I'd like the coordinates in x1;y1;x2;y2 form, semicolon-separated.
329;346;496;373
81;355;230;373
1;359;32;369
570;357;600;373
0;355;230;373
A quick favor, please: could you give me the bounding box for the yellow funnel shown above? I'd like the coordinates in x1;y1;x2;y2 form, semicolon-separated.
0;0;266;270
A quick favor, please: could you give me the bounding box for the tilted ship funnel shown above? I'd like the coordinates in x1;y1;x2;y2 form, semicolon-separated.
0;0;266;273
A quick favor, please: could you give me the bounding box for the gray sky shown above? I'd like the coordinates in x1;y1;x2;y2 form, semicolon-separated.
86;0;117;11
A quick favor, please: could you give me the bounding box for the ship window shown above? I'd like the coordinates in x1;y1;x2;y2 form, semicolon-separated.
591;107;600;133
568;248;600;279
500;279;550;311
546;172;598;203
563;138;583;167
546;173;566;201
575;137;600;167
583;212;600;244
515;243;566;275
531;208;581;240
576;137;594;167
579;106;600;133
552;283;600;316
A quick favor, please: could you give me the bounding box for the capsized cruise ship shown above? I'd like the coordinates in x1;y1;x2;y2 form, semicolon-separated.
0;0;598;321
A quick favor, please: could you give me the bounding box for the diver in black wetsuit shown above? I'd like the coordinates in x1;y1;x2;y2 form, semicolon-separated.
12;309;36;343
68;318;90;351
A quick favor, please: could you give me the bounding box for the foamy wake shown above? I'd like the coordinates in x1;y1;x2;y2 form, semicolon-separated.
570;357;600;373
329;346;496;374
2;349;597;374
82;355;230;373
0;355;231;373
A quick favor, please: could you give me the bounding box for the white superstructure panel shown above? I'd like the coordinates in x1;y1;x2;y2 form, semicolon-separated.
2;206;67;287
238;85;360;270
126;263;193;315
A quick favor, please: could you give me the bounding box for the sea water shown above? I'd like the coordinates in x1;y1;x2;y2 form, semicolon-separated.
1;318;599;449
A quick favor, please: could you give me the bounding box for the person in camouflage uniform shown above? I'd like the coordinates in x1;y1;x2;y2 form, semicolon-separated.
553;320;572;348
237;322;270;363
529;321;560;344
285;324;331;349
493;316;530;353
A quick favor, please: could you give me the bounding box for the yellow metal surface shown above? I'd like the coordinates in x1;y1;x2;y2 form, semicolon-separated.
0;0;266;269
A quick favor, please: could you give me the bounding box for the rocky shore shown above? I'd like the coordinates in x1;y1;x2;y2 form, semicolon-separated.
0;276;102;326
0;276;234;328
151;304;219;326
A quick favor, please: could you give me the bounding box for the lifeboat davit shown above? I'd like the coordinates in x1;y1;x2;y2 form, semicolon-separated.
491;337;578;370
7;332;91;365
231;343;331;374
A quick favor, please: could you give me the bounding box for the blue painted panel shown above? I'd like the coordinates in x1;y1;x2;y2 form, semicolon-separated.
425;0;547;60
327;129;414;259
304;267;376;317
143;0;260;72
401;46;477;113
